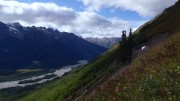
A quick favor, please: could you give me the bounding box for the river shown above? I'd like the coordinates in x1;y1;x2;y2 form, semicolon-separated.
0;60;88;89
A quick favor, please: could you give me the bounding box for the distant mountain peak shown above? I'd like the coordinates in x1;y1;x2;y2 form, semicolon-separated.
7;22;22;28
84;37;121;48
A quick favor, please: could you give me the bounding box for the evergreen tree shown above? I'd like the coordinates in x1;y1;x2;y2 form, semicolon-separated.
126;28;133;63
120;30;127;63
129;28;132;38
121;30;127;42
119;29;134;64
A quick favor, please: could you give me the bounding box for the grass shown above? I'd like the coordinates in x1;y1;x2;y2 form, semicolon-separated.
85;32;180;101
83;2;180;100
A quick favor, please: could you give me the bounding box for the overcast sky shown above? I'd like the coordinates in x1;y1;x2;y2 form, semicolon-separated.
0;0;177;38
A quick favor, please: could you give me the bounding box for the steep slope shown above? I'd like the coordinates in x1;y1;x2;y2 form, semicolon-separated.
84;37;121;48
83;1;180;100
0;22;107;75
132;1;180;47
85;31;180;101
10;1;180;101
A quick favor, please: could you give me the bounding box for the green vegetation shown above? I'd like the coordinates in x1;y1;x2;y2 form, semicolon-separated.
120;29;133;63
85;32;180;101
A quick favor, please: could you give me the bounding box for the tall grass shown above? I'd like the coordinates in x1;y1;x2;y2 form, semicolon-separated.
85;33;180;101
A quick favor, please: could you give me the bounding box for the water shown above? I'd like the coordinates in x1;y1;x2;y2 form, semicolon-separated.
0;60;88;89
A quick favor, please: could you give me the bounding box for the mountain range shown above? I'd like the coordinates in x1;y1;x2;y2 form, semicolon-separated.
84;37;121;48
0;22;107;74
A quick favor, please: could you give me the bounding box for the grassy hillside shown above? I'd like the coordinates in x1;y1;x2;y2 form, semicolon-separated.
84;31;180;101
12;1;180;101
83;1;180;100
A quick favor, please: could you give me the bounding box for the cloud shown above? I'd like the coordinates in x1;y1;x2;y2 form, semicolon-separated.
0;0;77;25
79;0;177;17
0;0;143;38
71;11;131;37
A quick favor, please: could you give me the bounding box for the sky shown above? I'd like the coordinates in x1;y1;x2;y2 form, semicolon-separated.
0;0;178;38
